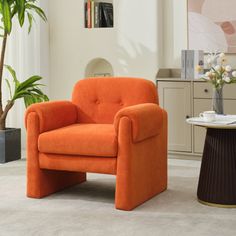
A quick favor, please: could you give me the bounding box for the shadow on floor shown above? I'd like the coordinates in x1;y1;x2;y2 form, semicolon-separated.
47;178;116;204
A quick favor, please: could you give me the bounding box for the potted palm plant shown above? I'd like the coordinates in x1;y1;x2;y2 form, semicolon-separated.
0;0;49;163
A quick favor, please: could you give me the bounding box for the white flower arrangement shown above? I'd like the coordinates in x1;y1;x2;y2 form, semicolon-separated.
203;52;236;89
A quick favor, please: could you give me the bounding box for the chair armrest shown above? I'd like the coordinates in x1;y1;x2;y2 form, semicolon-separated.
25;101;78;133
114;103;165;142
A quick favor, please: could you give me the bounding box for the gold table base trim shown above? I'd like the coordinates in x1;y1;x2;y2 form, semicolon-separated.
198;199;236;208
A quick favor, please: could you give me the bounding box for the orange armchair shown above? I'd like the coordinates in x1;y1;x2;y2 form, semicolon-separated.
25;77;167;211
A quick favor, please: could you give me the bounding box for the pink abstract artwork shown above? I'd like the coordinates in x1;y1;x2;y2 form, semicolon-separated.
188;0;236;53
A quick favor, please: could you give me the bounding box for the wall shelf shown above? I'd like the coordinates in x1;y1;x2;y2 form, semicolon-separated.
84;0;114;29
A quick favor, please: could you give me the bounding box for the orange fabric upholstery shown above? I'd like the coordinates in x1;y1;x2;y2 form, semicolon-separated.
39;153;117;175
72;77;158;123
39;124;117;157
114;103;164;143
25;77;167;211
26;112;86;198
115;111;168;210
25;101;78;133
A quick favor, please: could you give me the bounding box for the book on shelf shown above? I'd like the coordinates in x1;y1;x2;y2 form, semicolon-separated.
84;2;88;28
99;3;106;27
87;0;91;28
91;0;95;28
100;2;113;27
94;2;100;27
94;2;105;27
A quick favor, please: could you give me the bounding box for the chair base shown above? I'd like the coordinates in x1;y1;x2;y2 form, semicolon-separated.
27;169;86;198
115;186;167;211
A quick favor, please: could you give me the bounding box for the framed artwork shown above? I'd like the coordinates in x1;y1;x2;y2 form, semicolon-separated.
187;0;236;53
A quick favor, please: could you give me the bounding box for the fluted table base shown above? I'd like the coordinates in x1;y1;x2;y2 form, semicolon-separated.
197;128;236;207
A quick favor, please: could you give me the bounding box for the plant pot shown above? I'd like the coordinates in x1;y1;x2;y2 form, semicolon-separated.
0;128;21;163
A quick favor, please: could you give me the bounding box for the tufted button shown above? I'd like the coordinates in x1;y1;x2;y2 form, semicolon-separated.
117;99;124;106
93;99;100;105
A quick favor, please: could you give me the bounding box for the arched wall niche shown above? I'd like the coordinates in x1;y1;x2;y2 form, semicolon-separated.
85;58;114;77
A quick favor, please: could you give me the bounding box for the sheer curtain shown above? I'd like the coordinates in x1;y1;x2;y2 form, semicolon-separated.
3;1;49;150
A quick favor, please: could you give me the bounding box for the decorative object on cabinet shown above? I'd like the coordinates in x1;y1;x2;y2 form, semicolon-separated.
202;52;236;114
25;77;167;211
212;87;224;114
156;68;236;160
181;50;204;80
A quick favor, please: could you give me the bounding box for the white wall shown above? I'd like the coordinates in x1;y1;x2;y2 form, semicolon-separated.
163;0;187;68
163;0;236;68
48;0;236;100
49;0;163;100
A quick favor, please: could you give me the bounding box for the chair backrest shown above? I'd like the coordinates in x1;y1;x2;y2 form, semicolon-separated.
72;77;158;124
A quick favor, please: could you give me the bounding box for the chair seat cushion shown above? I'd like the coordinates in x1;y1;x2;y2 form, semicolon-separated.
38;124;118;157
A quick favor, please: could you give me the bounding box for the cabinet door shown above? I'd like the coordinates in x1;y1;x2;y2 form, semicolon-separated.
158;82;191;152
193;99;236;153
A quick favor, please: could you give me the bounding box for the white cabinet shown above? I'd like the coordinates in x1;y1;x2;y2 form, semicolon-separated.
156;71;236;159
158;82;191;152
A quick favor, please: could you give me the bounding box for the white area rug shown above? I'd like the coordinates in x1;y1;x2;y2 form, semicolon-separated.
0;158;236;236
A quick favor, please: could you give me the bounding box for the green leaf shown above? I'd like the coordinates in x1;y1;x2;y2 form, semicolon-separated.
23;92;48;108
16;0;26;26
24;96;35;107
28;87;44;95
28;83;45;87
27;12;33;33
4;64;49;107
0;2;3;14
4;65;20;89
2;0;12;34
5;78;13;99
16;75;42;92
13;91;32;100
11;4;18;18
25;3;47;21
43;94;49;101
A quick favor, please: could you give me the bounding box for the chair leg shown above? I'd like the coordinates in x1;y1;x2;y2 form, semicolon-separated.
115;117;167;211
115;168;167;211
26;112;86;198
115;147;167;211
27;167;86;198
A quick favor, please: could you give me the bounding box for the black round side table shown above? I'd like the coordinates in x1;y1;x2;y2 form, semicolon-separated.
187;118;236;208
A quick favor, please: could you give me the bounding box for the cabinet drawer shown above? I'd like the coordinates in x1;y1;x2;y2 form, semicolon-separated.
194;99;236;116
194;82;236;99
194;82;212;98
